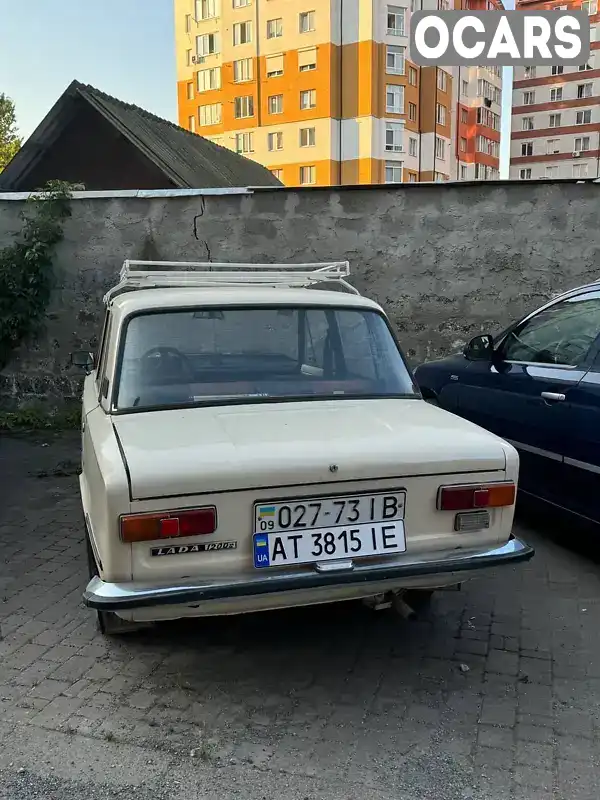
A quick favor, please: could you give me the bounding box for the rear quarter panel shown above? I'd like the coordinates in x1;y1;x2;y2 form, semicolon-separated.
80;405;132;582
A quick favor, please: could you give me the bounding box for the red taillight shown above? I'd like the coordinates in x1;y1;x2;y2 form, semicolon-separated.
438;483;516;511
120;507;217;543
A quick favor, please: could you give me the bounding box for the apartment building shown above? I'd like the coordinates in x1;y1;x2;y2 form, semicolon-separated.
510;0;599;180
175;0;503;186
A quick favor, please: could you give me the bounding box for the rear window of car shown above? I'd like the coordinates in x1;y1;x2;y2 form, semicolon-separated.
114;306;417;412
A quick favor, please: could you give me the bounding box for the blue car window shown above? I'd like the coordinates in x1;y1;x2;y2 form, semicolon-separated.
502;290;600;367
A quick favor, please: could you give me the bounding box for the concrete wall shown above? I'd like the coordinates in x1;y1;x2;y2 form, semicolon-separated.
1;180;599;408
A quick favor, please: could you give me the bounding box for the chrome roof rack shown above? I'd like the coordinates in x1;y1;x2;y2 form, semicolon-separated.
104;260;358;303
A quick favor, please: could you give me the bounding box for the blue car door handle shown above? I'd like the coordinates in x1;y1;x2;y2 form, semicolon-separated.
541;391;566;402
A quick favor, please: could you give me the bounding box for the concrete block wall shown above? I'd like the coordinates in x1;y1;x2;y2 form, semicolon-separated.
1;180;599;408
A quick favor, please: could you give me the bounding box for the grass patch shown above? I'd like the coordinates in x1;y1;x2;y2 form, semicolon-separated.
0;406;80;431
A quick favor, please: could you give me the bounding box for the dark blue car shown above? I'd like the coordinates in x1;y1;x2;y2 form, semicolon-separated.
414;281;600;525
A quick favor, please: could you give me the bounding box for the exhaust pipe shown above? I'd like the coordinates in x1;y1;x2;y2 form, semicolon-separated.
392;593;417;621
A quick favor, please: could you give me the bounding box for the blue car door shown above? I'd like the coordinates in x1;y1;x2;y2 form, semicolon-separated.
456;288;600;504
557;346;600;523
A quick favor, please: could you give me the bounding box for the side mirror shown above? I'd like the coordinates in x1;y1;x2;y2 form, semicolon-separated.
71;351;95;372
464;334;494;362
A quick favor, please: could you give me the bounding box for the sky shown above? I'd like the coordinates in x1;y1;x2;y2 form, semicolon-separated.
0;0;513;178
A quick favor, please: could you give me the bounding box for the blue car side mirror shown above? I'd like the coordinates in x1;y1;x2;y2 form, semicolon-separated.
464;335;494;361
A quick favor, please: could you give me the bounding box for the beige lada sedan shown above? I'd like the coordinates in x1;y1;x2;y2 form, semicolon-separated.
75;261;534;635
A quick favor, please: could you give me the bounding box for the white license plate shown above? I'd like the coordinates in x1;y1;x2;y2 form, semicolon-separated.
253;491;406;569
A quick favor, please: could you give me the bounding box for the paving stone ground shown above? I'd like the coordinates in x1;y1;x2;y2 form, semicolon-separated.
1;431;600;800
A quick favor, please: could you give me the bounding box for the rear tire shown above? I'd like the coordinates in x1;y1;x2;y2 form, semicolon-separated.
85;532;150;636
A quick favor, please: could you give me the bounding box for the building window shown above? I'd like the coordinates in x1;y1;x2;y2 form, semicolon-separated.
387;6;405;36
409;102;417;122
385;122;403;152
578;82;593;98
233;21;252;45
460;108;468;123
298;47;317;71
299;11;315;33
408;172;417;182
547;138;559;154
477;107;501;131
522;116;534;131
579;59;594;70
268;94;283;114
185;14;192;32
267;18;282;38
266;54;284;77
551;65;564;75
233;0;250;6
385;162;404;183
550;87;562;102
582;0;597;13
271;169;283;181
234;95;254;118
461;79;468;96
197;67;221;92
524;66;536;78
235;132;254;154
408;137;418;157
477;79;501;104
576;109;592;124
196;32;220;56
521;141;533;156
199;103;222;126
436;103;446;125
523;91;535;105
435;136;445;160
300;127;316;147
460;137;467;152
549;113;561;127
300;89;317;110
434;172;446;182
520;168;532;179
475;163;499;181
545;166;558;178
300;165;316;184
187;82;194;100
268;132;283;151
195;0;218;20
188;115;196;133
573;163;589;178
574;135;591;151
408;67;417;86
233;58;253;82
386;84;404;113
437;69;447;92
460;165;468;180
386;45;405;75
186;49;193;66
476;135;499;158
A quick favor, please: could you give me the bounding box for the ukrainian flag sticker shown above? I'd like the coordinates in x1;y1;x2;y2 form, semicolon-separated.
258;505;276;518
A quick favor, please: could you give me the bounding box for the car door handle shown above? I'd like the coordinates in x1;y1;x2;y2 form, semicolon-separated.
541;391;565;402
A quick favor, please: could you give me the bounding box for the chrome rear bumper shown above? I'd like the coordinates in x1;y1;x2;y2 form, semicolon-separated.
83;535;534;611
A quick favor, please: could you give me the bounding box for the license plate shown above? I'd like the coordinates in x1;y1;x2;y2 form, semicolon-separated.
253;491;406;569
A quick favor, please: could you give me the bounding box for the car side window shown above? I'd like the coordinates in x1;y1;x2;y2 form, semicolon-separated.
501;291;600;367
96;311;113;398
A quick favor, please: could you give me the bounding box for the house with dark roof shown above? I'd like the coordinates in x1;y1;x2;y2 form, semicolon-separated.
0;80;282;192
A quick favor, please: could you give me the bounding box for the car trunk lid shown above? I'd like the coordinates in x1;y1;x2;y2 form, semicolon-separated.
113;399;507;500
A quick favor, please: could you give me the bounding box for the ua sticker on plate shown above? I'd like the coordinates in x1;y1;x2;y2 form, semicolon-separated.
253;535;270;568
